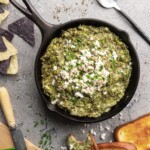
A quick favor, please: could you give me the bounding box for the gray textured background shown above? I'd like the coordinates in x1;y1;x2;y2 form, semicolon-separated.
0;0;150;149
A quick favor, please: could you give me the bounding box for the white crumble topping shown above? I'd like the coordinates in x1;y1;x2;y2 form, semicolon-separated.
119;112;123;120
59;45;110;96
81;129;85;134
99;125;104;131
90;36;94;40
66;39;71;45
75;92;84;98
84;124;89;128
105;126;110;131
53;66;57;71
112;51;118;60
70;45;76;48
52;79;55;86
61;146;67;150
57;93;60;98
60;70;70;80
51;99;59;105
90;129;97;136
103;91;108;95
94;40;100;47
69;144;74;150
100;133;106;140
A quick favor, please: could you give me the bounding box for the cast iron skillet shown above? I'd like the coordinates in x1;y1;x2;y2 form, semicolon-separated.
10;0;140;123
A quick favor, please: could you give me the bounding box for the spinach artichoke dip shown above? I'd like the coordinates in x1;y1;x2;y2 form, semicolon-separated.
41;25;132;118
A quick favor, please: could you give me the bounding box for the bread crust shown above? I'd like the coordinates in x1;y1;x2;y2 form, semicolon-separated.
115;113;150;150
95;142;137;150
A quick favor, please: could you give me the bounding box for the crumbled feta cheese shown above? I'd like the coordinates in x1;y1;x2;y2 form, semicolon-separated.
102;68;110;77
98;51;107;56
70;45;76;48
95;58;104;70
83;75;88;82
51;99;59;105
66;39;71;45
70;68;79;76
75;92;84;98
53;66;57;70
90;129;96;136
99;125;103;131
61;146;67;150
81;129;85;134
105;126;110;131
84;124;88;127
94;40;100;47
88;66;94;70
90;73;95;78
69;144;74;150
69;79;73;83
119;113;123;120
82;87;95;95
100;133;106;140
60;146;67;150
112;51;118;60
103;91;107;95
85;51;92;58
91;48;96;51
90;37;94;40
80;56;87;62
129;62;132;65
69;59;77;66
63;81;69;89
52;79;55;86
57;93;60;97
60;70;69;80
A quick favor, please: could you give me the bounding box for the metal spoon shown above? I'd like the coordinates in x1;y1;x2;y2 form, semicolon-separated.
97;0;150;45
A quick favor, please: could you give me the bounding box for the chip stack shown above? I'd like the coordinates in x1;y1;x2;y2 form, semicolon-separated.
0;27;18;75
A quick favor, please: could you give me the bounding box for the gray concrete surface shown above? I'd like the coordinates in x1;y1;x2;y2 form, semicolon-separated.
0;0;150;149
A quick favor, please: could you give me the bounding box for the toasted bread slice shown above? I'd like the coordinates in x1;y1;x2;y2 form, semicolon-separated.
115;113;150;150
91;142;137;150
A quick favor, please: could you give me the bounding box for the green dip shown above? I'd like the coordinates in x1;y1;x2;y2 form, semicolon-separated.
67;134;93;150
41;25;132;118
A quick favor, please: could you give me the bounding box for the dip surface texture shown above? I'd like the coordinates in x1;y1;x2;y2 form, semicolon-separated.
41;25;132;118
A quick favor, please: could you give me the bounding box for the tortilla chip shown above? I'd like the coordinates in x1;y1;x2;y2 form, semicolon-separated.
0;35;7;51
0;27;14;42
0;36;17;61
0;57;10;74
8;17;35;47
0;5;4;13
7;54;18;74
0;9;9;24
0;0;9;4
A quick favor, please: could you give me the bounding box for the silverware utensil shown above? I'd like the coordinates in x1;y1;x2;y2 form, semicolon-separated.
0;87;27;150
97;0;150;45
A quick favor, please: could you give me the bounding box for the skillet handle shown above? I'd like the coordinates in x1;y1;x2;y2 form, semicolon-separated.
10;0;54;38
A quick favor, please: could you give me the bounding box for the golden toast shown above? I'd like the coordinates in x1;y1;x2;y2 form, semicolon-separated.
115;113;150;150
